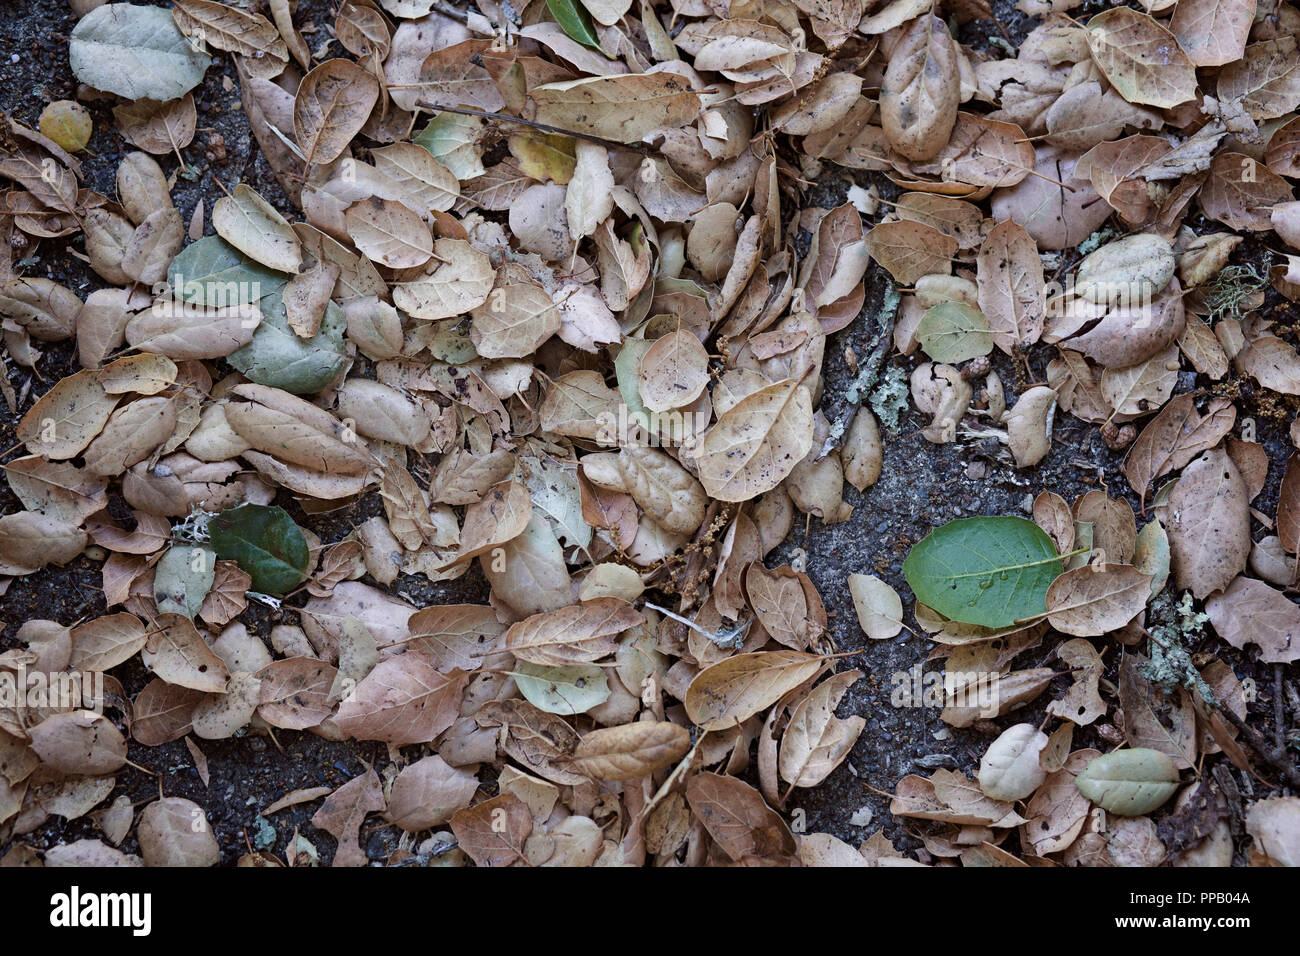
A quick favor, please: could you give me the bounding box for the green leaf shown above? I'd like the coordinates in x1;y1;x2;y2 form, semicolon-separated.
903;516;1064;628
227;289;348;394
1134;520;1170;599
1075;748;1180;816
514;662;609;715
521;456;592;553
916;302;993;363
70;3;212;102
168;236;286;307
413;114;486;181
153;544;215;618
545;0;603;49
425;321;477;365
615;336;653;419
207;504;309;596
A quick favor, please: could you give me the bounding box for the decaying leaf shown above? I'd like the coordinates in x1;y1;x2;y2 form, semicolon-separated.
9;0;1300;872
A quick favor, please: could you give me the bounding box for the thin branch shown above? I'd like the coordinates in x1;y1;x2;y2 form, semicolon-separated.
1146;628;1300;788
1218;704;1300;790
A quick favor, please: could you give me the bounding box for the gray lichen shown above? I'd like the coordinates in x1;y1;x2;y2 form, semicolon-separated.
1141;591;1216;705
869;365;910;433
1076;226;1118;257
1204;263;1268;322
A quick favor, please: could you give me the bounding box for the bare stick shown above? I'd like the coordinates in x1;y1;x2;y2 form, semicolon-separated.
1218;704;1300;790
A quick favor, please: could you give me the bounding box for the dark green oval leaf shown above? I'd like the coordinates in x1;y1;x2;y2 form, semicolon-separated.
545;0;602;49
903;516;1063;628
208;504;309;596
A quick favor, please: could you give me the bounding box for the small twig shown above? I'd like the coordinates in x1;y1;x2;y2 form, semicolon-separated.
1218;705;1300;790
987;8;1014;45
1275;663;1286;752
432;2;483;25
642;600;751;649
1145;626;1300;788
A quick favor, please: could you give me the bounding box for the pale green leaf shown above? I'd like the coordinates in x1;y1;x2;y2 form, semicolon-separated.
70;4;211;101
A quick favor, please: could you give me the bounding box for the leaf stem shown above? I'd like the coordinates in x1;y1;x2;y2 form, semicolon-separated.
939;546;1089;581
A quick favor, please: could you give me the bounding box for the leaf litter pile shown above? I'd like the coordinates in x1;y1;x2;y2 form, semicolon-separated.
0;0;1298;868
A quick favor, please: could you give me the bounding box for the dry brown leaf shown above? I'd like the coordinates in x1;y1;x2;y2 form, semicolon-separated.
69;613;147;672
745;563;818;649
1123;394;1236;507
1167;446;1250;598
16;369;118;460
137;798;218;867
685;771;795;862
393;238;493;321
638;330;710;413
530;73;701;144
449;793;533;867
29;711;127;776
213;184;302;273
469;279;562;359
568;722;692;781
880;15;959;162
1169;0;1255;67
132;679;203;745
1205;576;1300;664
685;650;823;731
385;755;479;830
1217;37;1300;123
779;670;864;789
1045;565;1152;636
294;58;380;166
255;657;338;730
1201;153;1293;232
976;218;1045;355
696;376;814;502
1045;640;1107;727
113;96;197;155
311;769;385;867
333;658;467;745
504;599;642;666
1119;653;1197;769
1085;8;1198;109
616;444;708;534
141;613;231;693
864;219;957;284
345;197;433;269
0;511;87;575
173;0;288;65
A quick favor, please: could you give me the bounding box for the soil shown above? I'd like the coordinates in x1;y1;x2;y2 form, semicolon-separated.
0;0;1295;865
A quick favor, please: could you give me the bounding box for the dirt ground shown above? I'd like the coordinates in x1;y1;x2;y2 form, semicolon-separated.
1;0;1295;865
